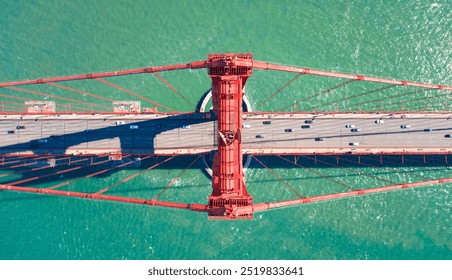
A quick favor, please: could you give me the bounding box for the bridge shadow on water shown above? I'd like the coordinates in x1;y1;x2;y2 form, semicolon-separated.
0;153;450;186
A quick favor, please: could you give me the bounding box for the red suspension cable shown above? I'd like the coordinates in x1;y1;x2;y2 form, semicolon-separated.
252;156;304;198
152;73;195;107
277;79;357;111
6;86;110;110
85;155;150;178
152;156;200;200
47;157;113;189
234;178;452;215
317;84;398;109
301;155;397;185
348;88;432;109
256;73;304;109
0;183;209;213
251;60;452;90
95;78;175;112
277;155;355;191
0;60;211;88
95;156;176;195
49;83;115;102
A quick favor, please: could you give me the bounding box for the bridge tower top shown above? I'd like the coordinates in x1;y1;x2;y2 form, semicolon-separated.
207;53;254;219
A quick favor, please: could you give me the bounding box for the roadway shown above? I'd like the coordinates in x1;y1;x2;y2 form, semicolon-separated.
0;112;451;156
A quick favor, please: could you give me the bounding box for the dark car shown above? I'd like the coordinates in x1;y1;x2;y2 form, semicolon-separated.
256;135;265;138
284;129;293;132
263;121;272;125
315;137;325;141
351;128;361;132
424;128;432;132
7;130;14;134
16;125;25;129
301;125;311;129
304;119;315;124
445;134;451;138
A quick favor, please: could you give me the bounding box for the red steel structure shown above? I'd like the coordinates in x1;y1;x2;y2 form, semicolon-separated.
0;53;451;219
207;53;253;219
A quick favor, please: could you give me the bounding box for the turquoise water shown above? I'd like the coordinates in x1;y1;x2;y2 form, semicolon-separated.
0;0;451;259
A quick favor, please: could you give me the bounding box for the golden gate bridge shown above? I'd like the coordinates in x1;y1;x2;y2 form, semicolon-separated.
0;53;451;219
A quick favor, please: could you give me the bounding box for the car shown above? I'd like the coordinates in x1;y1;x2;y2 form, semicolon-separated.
115;121;125;125
256;135;265;138
351;128;361;132
182;125;191;129
424;128;432;132
242;124;250;128
38;139;47;143
301;125;311;129
349;142;359;146
304;120;315;124
263;121;272;125
375;120;384;124
444;134;451;138
16;125;25;129
7;130;14;134
345;124;355;128
130;125;139;129
400;125;411;129
285;129;293;132
315;137;325;141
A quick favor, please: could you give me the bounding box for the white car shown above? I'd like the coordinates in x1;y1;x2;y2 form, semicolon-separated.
115;121;125;125
375;120;384;124
349;142;360;146
129;125;139;129
182;125;191;129
242;124;251;128
345;124;355;128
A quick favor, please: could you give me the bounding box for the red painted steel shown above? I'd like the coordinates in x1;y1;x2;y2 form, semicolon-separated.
0;184;208;212
250;60;452;91
1;53;452;220
1;56;451;92
0;60;212;88
229;178;452;217
207;53;254;219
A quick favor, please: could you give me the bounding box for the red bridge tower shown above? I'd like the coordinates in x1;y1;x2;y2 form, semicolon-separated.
207;53;253;219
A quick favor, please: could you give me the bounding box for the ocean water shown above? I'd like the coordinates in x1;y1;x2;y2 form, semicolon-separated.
0;0;451;260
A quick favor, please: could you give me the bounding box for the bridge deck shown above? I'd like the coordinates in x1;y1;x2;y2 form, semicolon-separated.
0;112;451;156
